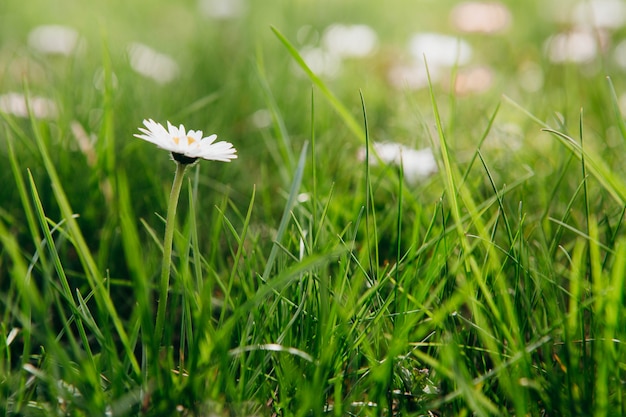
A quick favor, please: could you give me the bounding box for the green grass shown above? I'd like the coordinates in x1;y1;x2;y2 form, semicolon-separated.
2;0;626;415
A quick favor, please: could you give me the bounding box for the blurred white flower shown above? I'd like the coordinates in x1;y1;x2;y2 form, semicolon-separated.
387;63;430;90
295;23;378;78
297;46;342;78
28;25;82;56
250;109;272;128
71;121;97;166
134;119;237;164
612;39;626;69
358;142;438;184
198;0;246;19
0;92;57;119
127;43;179;84
573;0;626;29
544;29;599;63
618;92;626;116
450;1;512;34
297;193;310;203
408;33;472;68
393;33;472;88
321;24;378;58
454;65;494;95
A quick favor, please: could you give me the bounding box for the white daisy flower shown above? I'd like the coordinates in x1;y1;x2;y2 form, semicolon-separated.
357;142;438;185
134;119;237;164
0;92;58;119
127;43;179;84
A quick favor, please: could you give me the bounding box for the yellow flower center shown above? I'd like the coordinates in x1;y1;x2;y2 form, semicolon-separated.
172;136;196;146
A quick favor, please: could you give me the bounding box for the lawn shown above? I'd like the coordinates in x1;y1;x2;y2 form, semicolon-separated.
2;0;626;415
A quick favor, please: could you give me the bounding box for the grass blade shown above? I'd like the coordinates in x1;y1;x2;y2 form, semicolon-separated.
271;26;364;141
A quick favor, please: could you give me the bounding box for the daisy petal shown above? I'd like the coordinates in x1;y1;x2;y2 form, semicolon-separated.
134;119;238;164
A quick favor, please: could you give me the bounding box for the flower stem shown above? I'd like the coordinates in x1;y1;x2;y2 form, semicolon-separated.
155;162;187;346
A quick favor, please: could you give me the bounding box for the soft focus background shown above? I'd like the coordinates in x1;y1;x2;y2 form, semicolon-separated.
4;0;626;266
3;0;626;221
3;0;626;415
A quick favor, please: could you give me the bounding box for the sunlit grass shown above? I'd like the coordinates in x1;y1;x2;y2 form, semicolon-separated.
2;0;626;416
